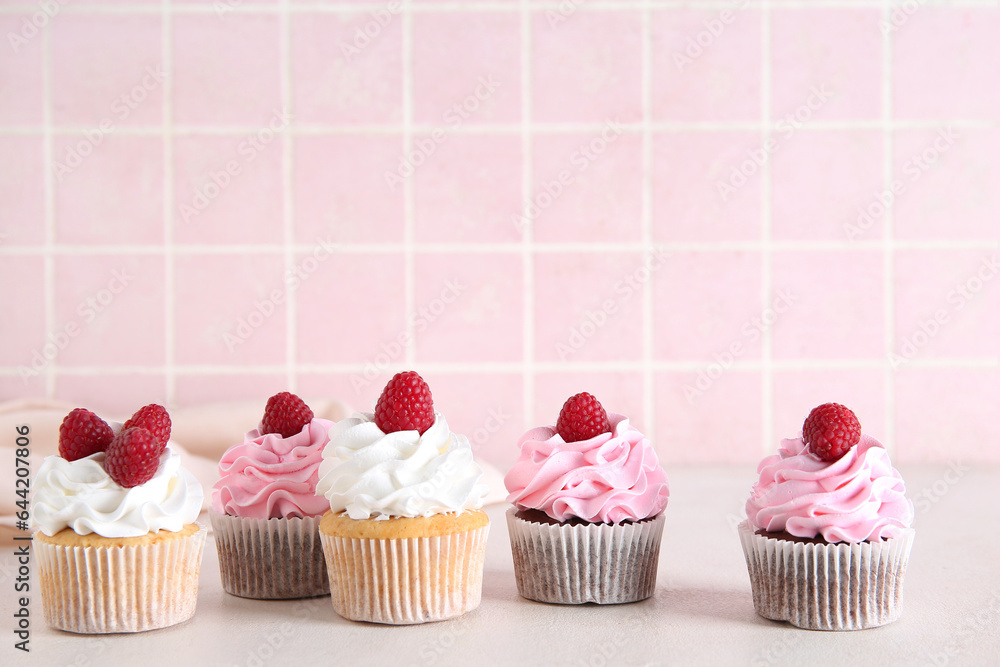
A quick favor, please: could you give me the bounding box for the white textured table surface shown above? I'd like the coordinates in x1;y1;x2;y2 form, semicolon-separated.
5;465;999;667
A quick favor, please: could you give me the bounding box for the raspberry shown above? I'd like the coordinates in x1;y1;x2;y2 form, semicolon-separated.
374;371;435;435
122;404;171;453
556;392;611;443
803;402;862;462
104;427;161;488
58;408;114;462
261;392;314;438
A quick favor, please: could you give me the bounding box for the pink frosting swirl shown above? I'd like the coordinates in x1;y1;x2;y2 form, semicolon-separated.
211;418;333;519
746;434;914;543
504;414;669;523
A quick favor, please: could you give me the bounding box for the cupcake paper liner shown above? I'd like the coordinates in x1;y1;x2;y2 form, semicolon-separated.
738;521;915;631
35;523;207;634
210;511;330;600
319;524;489;625
506;508;665;605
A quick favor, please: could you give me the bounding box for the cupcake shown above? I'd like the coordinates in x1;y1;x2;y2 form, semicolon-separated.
315;371;489;625
32;405;206;634
740;402;915;631
209;391;333;599
504;392;670;605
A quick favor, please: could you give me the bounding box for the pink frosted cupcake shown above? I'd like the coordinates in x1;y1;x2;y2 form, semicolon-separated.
739;402;915;630
210;392;333;599
504;392;669;604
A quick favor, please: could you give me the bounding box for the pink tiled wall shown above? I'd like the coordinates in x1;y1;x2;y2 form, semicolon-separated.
1;1;998;469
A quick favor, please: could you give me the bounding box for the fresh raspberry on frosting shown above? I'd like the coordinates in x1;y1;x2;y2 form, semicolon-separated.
105;427;161;488
123;403;171;453
58;408;114;462
374;371;435;435
556;392;611;443
803;402;862;462
261;391;315;439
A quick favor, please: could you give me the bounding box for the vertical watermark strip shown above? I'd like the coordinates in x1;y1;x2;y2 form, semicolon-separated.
13;424;32;652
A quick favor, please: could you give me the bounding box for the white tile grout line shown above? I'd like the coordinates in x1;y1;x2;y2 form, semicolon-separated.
3;239;997;256
882;0;896;455
163;0;176;407
3;119;995;136
403;1;416;369
0;1;996;14
4;357;994;377
760;2;774;457
281;0;297;392
520;0;535;426
641;0;655;442
42;14;54;399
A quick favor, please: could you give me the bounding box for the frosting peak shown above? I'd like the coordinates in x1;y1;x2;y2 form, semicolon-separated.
212;419;333;520
32;447;204;538
315;412;487;520
504;414;670;523
745;435;914;543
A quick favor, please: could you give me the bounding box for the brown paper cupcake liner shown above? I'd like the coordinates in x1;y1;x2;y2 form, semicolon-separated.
506;508;665;605
319;524;489;625
209;511;330;600
738;520;915;631
35;523;207;634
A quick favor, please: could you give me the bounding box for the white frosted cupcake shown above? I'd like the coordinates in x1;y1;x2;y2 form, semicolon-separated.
504;392;670;605
32;406;205;634
740;403;915;631
315;371;489;625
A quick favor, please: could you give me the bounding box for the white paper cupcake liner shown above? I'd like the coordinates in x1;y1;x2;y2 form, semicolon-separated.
209;511;330;600
738;521;915;631
35;523;207;634
319;524;489;625
506;508;665;605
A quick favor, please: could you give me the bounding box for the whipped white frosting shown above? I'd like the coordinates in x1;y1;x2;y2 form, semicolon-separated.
315;412;488;520
32;447;204;538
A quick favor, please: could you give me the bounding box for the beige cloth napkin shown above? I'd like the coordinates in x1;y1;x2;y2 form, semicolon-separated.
0;398;506;543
